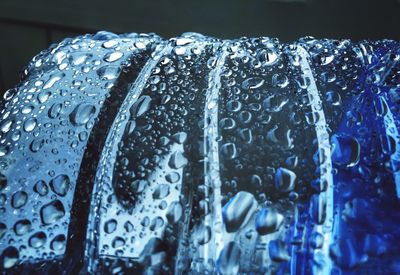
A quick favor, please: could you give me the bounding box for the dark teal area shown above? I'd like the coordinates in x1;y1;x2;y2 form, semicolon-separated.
0;0;399;92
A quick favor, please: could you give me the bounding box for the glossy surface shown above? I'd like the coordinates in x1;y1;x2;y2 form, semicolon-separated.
0;32;399;274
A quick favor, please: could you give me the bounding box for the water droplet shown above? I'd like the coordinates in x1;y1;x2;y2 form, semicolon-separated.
331;135;360;167
263;94;288;112
241;77;264;90
174;46;186;55
97;66;121;80
104;51;123;63
1;120;13;133
29;231;47;248
70;103;96;125
23;117;37;132
40;200;65;225
166;201;183;224
30;138;45;152
255;207;284;235
14;219;31;236
176;37;194;46
166;172;180;183
275;167;296;192
258;48;278;65
220;143;237;159
104;219;118;234
38;91;51;103
171;132;187;144
153;184;170;200
217;241;241;274
196;224;211;245
21;105;34;114
226;100;242;112
48;103;62;119
0;174;7;190
2;246;19;269
50;174;70;197
310;232;324;249
130;95;152;118
269;240;290;262
168;151;188;169
102;40;119;49
51;234;66;251
124;221;134;233
43;73;64;89
11;191;27;209
222;191;257;232
112;237;125;248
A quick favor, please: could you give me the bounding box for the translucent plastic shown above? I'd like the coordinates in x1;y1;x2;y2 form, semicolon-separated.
0;31;399;274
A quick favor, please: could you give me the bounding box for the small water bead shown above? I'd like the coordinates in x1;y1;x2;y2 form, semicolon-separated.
1;246;19;269
152;184;170;200
174;46;186;55
255;207;284;235
263;94;289;113
272;74;289;88
104;219;118;234
275;167;296;192
241;77;265;90
69;53;92;66
104;51;123;63
112;237;125;249
220;143;237;160
50;174;70;197
0;174;7;190
219;118;236;130
269;240;290;262
40;200;65;225
166;201;183;224
70;103;96;125
97;66;121;80
258;48;278;65
331;135;360;167
0;146;9;157
38;91;51;103
43;73;64;89
130;95;152;118
21;105;34;114
175;37;194;46
29;231;47;248
50;235;66;251
134;41;146;50
222;191;257;233
168;151;188;169
165;172;180;183
310;232;324;249
310;194;327;225
217;241;241;275
171;132;187;144
30;138;45;152
14;219;32;236
23;117;37;132
11;191;28;209
1;119;13;133
102;40;119;49
48;103;63;119
124;221;134;233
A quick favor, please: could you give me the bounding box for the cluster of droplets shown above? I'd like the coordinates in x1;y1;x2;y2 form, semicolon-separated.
1;31;400;275
0;31;160;269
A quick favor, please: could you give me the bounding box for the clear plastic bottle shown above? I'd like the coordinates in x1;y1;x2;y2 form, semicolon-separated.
0;32;399;274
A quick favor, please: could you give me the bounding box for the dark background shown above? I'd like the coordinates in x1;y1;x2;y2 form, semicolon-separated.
0;0;399;92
